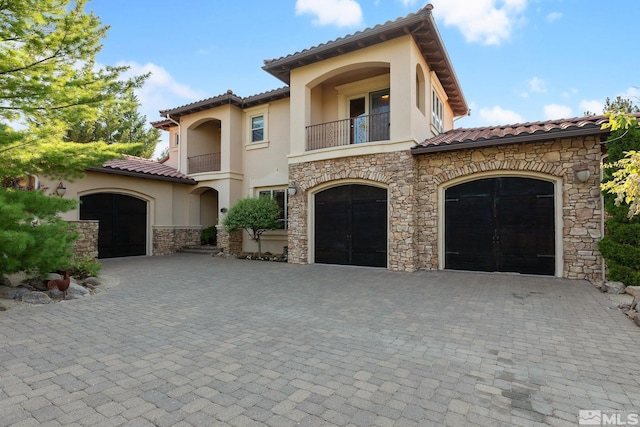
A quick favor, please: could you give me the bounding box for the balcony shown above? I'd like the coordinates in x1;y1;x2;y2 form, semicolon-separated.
306;111;390;151
188;152;221;174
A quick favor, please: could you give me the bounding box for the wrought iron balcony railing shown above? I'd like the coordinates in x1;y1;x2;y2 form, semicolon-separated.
306;111;390;151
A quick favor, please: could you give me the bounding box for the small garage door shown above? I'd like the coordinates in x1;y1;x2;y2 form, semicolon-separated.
315;184;387;267
445;177;555;275
80;193;147;258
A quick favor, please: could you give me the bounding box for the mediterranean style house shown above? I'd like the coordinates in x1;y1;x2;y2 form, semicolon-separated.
45;5;608;282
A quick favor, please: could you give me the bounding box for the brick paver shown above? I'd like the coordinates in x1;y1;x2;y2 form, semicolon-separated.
1;254;639;426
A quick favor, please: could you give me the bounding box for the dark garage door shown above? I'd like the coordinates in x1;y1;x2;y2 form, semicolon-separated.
315;184;387;267
445;177;555;275
80;193;147;258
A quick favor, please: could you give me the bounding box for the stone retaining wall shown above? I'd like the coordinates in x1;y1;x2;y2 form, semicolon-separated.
216;225;243;256
153;226;202;256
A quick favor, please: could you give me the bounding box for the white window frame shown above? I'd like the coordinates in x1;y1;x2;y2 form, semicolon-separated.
245;104;270;149
431;90;444;133
258;188;288;230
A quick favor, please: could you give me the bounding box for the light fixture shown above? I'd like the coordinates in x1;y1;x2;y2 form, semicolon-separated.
574;167;590;183
220;207;228;213
287;184;297;196
55;182;66;197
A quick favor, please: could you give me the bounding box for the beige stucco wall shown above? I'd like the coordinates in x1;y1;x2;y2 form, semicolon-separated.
40;171;198;256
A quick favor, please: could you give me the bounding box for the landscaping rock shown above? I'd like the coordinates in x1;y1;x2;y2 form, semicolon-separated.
49;282;89;299
603;281;626;294
0;286;30;300
4;271;28;287
28;279;48;292
83;277;102;287
22;292;52;304
625;286;640;297
633;295;640;310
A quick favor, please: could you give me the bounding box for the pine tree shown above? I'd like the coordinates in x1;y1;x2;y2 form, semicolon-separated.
0;0;145;276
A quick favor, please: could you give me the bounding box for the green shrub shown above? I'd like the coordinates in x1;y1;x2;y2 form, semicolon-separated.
200;226;217;245
71;255;102;279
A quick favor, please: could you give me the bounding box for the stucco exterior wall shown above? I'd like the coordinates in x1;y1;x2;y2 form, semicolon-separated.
414;136;603;281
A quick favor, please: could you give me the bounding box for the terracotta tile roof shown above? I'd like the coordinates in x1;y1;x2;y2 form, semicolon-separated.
262;5;468;116
154;87;290;123
88;156;196;184
412;115;612;154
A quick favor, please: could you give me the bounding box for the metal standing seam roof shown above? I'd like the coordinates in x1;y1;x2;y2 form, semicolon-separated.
262;4;468;116
411;115;614;154
87;155;196;184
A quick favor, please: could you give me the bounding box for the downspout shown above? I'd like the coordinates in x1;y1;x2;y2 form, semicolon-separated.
166;113;181;172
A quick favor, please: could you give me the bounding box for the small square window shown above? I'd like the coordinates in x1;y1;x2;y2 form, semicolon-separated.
251;115;264;142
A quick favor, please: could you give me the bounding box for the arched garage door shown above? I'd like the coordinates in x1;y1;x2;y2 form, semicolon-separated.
445;177;555;275
80;193;147;258
315;184;387;267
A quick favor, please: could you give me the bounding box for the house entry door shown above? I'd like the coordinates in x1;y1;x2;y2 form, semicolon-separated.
315;184;387;267
445;177;555;275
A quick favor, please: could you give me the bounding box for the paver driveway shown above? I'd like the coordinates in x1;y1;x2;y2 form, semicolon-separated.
1;254;639;426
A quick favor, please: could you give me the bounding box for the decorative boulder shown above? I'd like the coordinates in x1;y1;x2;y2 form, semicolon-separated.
4;271;28;287
22;292;52;304
625;286;640;297
603;281;626;294
0;286;30;300
83;277;102;287
49;282;89;299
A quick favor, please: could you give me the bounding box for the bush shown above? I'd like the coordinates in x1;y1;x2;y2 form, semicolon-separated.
71;255;102;279
200;226;217;245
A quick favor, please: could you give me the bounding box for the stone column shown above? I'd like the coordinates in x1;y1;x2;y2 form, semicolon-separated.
69;220;99;259
216;225;242;256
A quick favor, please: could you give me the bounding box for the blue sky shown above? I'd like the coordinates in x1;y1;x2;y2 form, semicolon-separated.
87;0;640;157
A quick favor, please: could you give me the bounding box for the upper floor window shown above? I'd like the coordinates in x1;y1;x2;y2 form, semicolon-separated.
251;115;264;142
258;189;287;229
432;91;444;133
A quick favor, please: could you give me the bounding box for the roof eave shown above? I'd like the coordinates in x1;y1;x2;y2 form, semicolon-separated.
411;127;610;155
87;166;197;185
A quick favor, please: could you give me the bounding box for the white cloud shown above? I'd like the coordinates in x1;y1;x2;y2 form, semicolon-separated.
399;0;417;6
295;0;363;27
546;11;562;23
479;106;523;124
562;88;579;98
543;104;572;119
528;76;547;93
430;0;527;45
580;99;604;115
116;61;204;158
622;86;640;100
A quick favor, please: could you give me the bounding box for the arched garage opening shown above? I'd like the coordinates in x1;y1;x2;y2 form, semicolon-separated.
80;193;147;258
445;177;555;275
314;184;387;267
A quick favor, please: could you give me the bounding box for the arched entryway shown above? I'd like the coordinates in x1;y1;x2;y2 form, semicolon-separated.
80;193;147;258
444;177;555;275
314;184;387;267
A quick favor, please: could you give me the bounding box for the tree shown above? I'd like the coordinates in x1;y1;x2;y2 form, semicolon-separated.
598;108;640;286
64;89;161;159
223;197;282;256
0;0;144;276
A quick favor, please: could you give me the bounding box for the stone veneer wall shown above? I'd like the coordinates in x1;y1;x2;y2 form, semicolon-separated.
288;151;418;271
288;136;603;281
216;225;243;256
153;226;202;256
414;135;603;281
69;220;99;259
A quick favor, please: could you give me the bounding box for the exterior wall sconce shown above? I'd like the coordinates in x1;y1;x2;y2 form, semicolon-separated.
287;185;297;196
55;182;66;197
574;166;591;183
220;207;228;213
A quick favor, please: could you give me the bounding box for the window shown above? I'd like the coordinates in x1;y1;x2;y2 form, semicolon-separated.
432;91;444;133
251;115;264;142
416;65;426;114
258;189;287;229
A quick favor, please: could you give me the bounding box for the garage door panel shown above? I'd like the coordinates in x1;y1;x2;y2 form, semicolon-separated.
80;193;147;259
315;185;387;267
445;177;555;276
